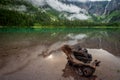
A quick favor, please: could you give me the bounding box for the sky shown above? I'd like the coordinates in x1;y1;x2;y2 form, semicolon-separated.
71;0;111;1
90;0;111;1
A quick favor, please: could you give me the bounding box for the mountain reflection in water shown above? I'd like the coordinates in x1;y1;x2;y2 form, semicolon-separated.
0;28;120;80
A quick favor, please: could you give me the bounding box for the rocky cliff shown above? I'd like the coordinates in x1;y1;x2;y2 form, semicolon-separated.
104;0;120;14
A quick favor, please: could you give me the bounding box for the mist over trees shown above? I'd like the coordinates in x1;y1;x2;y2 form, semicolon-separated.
0;0;120;27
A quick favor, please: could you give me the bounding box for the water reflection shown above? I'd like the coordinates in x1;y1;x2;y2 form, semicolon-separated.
66;33;87;40
47;55;53;59
0;28;120;80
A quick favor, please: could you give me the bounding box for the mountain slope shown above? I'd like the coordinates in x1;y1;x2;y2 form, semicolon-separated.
104;0;120;14
103;0;120;23
45;0;90;20
34;0;119;22
0;0;120;27
59;0;109;15
0;0;53;27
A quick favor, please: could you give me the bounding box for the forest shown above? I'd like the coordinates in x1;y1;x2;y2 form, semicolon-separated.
0;0;120;27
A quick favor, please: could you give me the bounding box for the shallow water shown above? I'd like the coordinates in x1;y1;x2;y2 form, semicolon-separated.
0;28;120;80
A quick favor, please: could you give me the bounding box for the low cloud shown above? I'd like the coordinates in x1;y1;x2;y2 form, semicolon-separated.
67;13;90;20
46;0;82;13
46;0;89;20
29;0;87;14
28;0;90;20
28;0;46;6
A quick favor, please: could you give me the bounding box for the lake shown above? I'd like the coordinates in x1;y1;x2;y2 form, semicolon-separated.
0;28;120;80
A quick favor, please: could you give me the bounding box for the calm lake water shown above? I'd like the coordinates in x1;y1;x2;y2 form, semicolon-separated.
0;28;120;80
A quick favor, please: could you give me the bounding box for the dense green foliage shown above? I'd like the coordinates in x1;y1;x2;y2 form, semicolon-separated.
0;0;52;27
0;9;34;27
89;11;120;27
34;11;51;25
0;8;53;27
0;0;120;27
106;11;120;22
